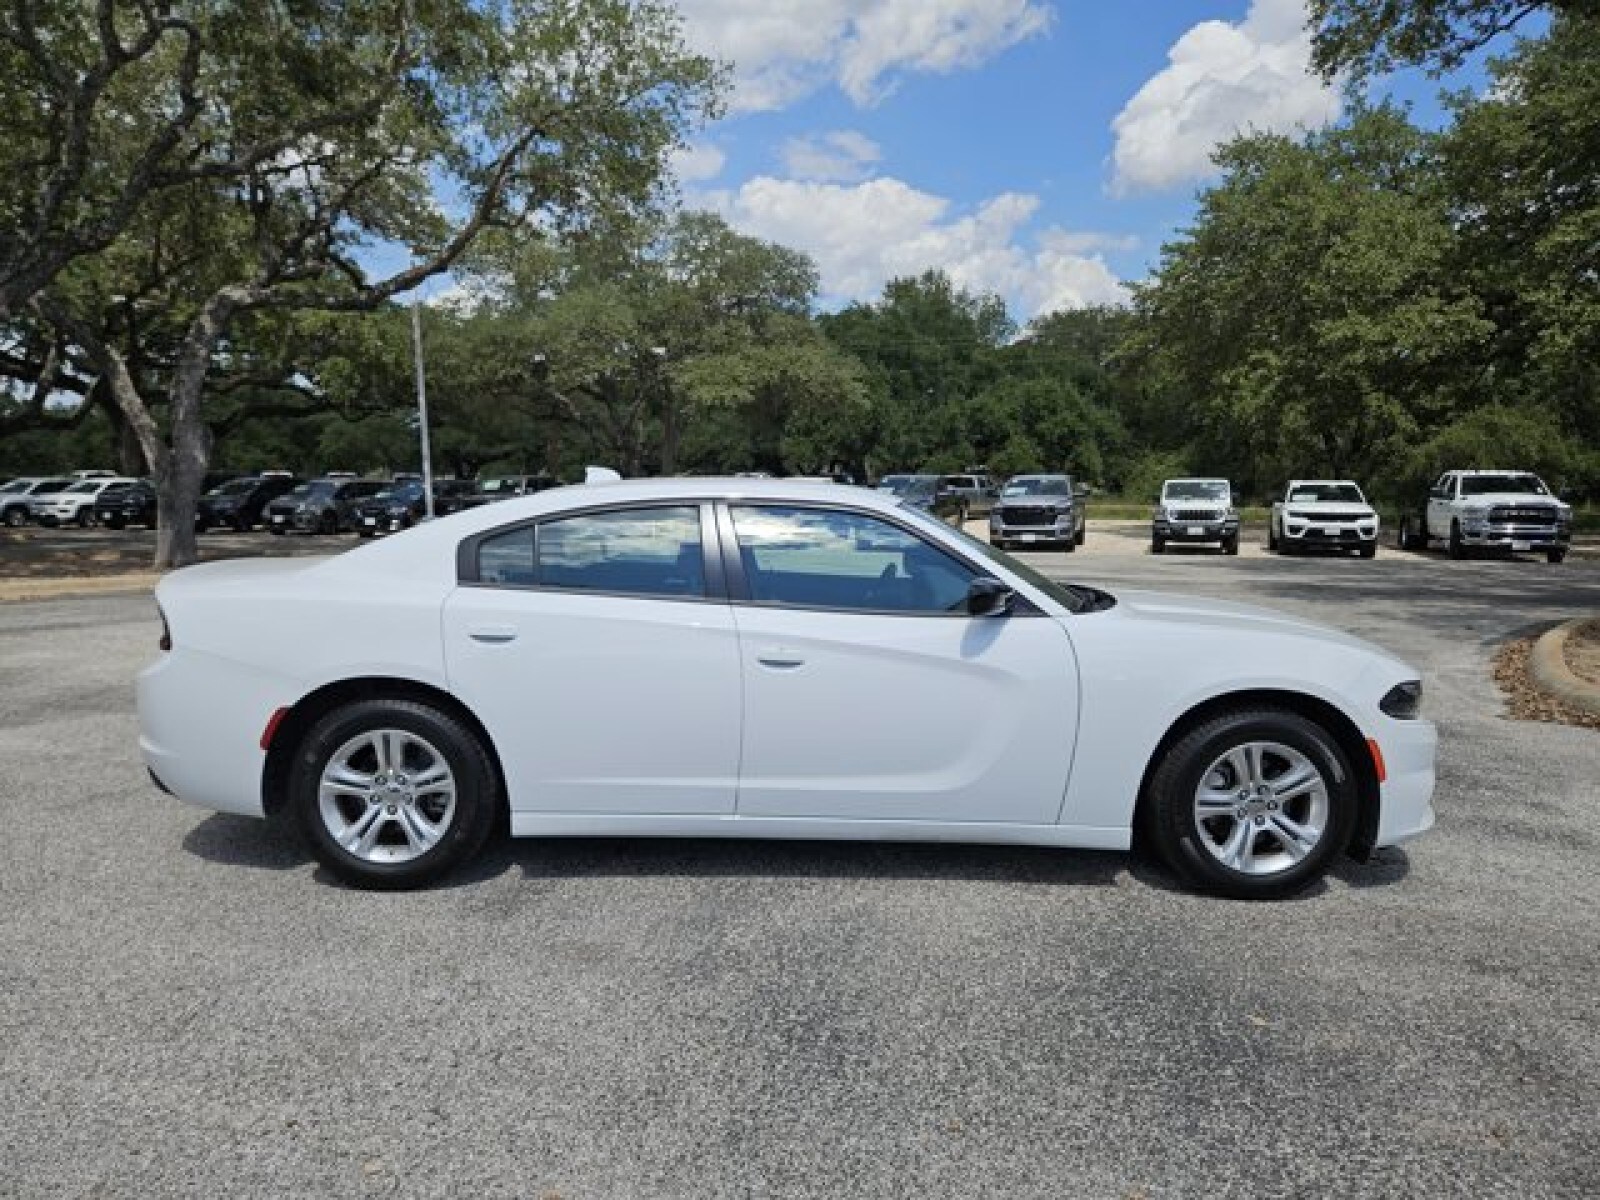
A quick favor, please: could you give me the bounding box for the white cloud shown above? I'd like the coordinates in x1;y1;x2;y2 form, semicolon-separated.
677;0;1054;112
1109;0;1340;194
669;141;727;184
780;130;883;182
696;175;1129;318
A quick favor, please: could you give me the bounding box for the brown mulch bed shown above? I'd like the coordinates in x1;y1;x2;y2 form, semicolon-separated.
1564;619;1600;687
1493;634;1600;732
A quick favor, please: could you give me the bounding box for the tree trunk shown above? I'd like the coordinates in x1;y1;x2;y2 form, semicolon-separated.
154;288;245;568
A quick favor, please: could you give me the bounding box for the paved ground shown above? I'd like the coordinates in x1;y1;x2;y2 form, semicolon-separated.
1;544;1598;1198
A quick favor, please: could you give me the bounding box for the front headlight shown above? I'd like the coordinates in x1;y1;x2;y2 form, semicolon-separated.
1380;680;1423;720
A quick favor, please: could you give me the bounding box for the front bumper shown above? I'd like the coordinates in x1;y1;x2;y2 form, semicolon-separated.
991;515;1074;544
1282;521;1378;545
1154;518;1238;543
1458;521;1571;550
265;509;325;532
1373;717;1437;848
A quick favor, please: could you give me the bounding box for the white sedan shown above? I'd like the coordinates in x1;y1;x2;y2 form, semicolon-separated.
138;478;1435;898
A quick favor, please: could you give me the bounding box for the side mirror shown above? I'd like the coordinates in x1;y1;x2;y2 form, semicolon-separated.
1428;486;1446;499
966;576;1014;617
1073;483;1090;499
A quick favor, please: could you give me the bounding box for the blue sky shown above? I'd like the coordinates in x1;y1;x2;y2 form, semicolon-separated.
665;0;1513;323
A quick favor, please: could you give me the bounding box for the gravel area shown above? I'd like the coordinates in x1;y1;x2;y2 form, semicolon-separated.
1;549;1598;1198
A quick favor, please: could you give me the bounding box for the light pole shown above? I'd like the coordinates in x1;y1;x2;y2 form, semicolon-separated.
652;345;675;476
411;298;435;518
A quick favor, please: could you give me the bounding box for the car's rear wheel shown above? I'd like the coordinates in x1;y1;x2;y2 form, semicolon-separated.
1142;708;1355;899
289;698;498;889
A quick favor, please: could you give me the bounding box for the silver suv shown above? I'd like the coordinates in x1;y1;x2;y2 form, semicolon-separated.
989;474;1086;551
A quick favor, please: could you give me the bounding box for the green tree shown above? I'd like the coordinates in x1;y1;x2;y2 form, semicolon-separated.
1309;0;1579;79
5;0;720;566
1134;106;1492;499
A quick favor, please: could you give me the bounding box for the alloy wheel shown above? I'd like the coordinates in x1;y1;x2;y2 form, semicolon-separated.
1192;740;1330;877
317;729;458;864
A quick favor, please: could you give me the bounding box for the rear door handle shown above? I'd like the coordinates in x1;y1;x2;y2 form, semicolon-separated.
756;646;805;669
467;625;518;644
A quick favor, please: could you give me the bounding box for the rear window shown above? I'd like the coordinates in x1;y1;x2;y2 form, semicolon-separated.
475;506;706;598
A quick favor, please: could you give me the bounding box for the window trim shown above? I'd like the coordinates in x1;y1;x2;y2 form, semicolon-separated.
717;499;1040;618
457;500;725;604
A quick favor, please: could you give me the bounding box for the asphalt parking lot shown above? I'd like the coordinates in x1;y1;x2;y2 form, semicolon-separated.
2;542;1598;1198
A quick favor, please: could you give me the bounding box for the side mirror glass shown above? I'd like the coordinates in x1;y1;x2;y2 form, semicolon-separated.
966;576;1014;617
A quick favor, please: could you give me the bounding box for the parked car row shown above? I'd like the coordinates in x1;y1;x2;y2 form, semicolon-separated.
3;470;569;536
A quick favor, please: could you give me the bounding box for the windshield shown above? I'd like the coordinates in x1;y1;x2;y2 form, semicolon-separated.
211;478;259;496
65;480;105;494
1288;483;1365;504
1461;473;1549;497
374;483;422;503
876;475;912;493
899;477;938;500
285;482;334;502
34;479;72;493
1163;480;1230;503
1002;476;1070;497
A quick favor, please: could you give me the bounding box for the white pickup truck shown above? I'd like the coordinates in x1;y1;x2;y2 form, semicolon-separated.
1268;479;1379;557
1398;469;1572;563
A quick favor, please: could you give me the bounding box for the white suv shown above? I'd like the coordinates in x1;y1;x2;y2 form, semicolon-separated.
29;476;140;527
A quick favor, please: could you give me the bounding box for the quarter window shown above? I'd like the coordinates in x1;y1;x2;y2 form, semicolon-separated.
475;505;706;598
729;505;977;613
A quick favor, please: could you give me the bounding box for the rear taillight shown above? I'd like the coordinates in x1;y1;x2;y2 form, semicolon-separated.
158;604;171;652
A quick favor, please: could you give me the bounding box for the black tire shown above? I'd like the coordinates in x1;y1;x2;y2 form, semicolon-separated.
268;525;285;535
1267;525;1278;553
1063;535;1076;553
318;511;338;535
1223;536;1239;556
75;508;92;528
1447;520;1465;560
1151;535;1165;554
3;507;25;527
104;516;126;530
289;697;498;889
195;519;209;534
1074;522;1086;547
1547;548;1567;564
1140;708;1357;900
989;537;1007;550
1358;542;1376;559
357;529;375;539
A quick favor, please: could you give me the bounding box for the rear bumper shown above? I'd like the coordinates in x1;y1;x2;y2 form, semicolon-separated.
137;648;300;819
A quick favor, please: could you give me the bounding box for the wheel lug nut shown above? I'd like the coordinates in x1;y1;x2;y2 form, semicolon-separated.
1254;816;1265;825
386;805;397;814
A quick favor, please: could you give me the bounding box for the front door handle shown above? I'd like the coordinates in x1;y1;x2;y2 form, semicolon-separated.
756;646;805;669
467;625;518;644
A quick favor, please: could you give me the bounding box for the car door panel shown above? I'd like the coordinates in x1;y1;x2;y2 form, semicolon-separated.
444;589;741;815
731;607;1078;822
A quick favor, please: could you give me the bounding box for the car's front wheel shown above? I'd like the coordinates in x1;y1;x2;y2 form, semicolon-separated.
1142;708;1356;900
289;698;498;889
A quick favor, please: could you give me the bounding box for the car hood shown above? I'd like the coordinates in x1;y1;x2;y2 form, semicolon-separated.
1282;500;1374;516
1455;492;1561;508
997;495;1069;506
1112;589;1405;666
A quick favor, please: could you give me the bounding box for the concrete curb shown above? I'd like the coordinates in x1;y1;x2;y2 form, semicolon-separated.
1527;617;1600;718
0;573;159;603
